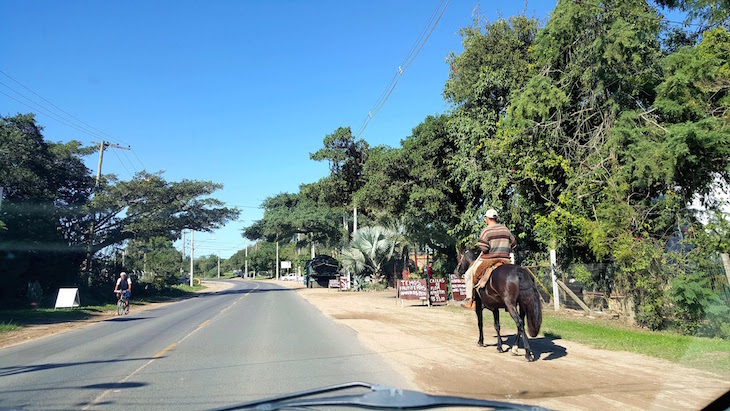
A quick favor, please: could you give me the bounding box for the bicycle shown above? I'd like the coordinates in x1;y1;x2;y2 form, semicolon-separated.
115;290;130;315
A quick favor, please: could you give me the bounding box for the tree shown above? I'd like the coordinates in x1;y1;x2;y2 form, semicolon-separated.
243;192;344;248
655;0;730;29
340;226;400;284
0;114;240;306
89;172;239;253
0;114;94;305
305;127;369;209
443;16;540;247
125;237;182;283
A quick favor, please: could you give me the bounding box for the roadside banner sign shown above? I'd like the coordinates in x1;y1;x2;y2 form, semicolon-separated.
429;278;448;304
328;279;339;289
339;274;350;290
54;288;80;309
449;274;467;301
397;279;447;306
281;261;292;269
397;279;428;301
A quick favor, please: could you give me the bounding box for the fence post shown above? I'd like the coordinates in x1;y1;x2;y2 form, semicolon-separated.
721;253;730;287
550;249;560;311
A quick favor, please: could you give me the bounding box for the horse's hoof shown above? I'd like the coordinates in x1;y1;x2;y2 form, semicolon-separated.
496;347;504;353
510;346;520;356
477;341;485;347
525;354;535;362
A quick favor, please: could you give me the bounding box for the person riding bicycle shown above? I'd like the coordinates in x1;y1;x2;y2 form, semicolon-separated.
114;272;132;310
462;208;516;309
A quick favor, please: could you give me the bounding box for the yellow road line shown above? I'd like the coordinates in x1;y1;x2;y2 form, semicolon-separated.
85;282;261;410
153;343;176;358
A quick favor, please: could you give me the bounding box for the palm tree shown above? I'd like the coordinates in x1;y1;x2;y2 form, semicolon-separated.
340;225;401;284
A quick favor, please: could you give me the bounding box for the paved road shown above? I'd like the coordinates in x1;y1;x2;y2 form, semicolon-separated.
0;280;407;410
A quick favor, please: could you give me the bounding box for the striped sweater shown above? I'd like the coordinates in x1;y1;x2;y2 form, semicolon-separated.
478;223;516;259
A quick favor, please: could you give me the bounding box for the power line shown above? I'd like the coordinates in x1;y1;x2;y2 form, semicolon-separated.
111;149;135;179
0;70;130;146
121;150;139;174
131;148;147;171
353;0;450;139
0;70;147;179
0;88;110;139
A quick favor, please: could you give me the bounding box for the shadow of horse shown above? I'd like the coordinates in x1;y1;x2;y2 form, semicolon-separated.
481;332;567;361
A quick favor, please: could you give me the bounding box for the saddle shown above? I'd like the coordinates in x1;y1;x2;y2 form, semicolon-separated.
473;258;511;291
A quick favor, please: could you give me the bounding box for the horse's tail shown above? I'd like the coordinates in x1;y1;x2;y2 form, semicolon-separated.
519;269;542;338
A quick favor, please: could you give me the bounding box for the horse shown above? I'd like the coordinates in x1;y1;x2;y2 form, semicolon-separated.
455;249;542;361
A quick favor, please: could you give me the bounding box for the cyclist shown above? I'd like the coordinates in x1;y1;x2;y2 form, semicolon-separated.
113;271;132;314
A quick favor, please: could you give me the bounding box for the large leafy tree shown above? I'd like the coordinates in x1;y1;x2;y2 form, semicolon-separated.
125;236;183;283
88;172;239;253
443;16;540;247
0;114;240;306
305;127;369;209
355;115;462;253
0;114;94;304
499;0;729;327
243;192;344;248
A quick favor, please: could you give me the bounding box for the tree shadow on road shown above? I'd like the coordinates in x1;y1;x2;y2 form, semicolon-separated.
0;357;156;377
104;316;149;322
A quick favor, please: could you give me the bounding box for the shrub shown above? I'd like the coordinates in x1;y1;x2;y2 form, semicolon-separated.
670;272;730;338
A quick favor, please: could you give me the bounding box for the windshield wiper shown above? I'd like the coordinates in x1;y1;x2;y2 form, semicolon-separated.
217;381;550;410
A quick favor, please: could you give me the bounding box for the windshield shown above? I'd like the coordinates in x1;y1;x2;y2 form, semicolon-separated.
1;1;729;410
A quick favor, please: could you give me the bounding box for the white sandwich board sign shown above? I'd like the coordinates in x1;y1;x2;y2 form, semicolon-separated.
54;288;80;309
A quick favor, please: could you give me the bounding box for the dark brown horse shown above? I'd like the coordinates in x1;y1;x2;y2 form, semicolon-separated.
455;249;542;361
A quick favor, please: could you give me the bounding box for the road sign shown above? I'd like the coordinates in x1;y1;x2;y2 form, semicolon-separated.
281;261;292;269
54;288;80;309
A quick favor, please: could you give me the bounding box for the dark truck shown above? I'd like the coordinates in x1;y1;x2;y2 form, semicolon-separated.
304;255;340;288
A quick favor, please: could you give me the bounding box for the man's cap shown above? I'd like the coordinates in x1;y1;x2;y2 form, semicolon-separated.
485;209;499;219
120;272;127;277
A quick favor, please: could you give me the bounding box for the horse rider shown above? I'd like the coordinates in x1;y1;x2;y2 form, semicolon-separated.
462;208;516;309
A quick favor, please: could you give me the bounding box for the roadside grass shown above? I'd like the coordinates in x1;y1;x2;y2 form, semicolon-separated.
0;283;205;331
0;321;20;334
541;311;730;376
0;305;117;329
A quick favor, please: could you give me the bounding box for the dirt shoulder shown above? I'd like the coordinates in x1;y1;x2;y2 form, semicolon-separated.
296;287;730;411
0;280;234;350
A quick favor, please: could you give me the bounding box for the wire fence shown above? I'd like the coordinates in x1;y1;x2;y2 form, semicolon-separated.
515;251;730;313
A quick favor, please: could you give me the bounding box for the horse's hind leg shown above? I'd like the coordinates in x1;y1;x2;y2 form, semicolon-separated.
493;308;504;353
520;307;534;361
505;303;533;361
509;307;525;356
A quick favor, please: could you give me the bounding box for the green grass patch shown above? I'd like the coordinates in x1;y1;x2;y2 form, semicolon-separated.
0;321;20;333
542;312;730;376
0;305;116;327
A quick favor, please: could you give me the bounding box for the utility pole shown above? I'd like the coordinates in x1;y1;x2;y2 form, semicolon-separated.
217;251;220;279
310;233;315;259
245;246;248;279
181;230;186;277
84;140;131;285
275;240;279;280
353;205;358;233
189;230;195;287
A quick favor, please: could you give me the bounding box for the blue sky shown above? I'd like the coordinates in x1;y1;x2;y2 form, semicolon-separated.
2;0;674;258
